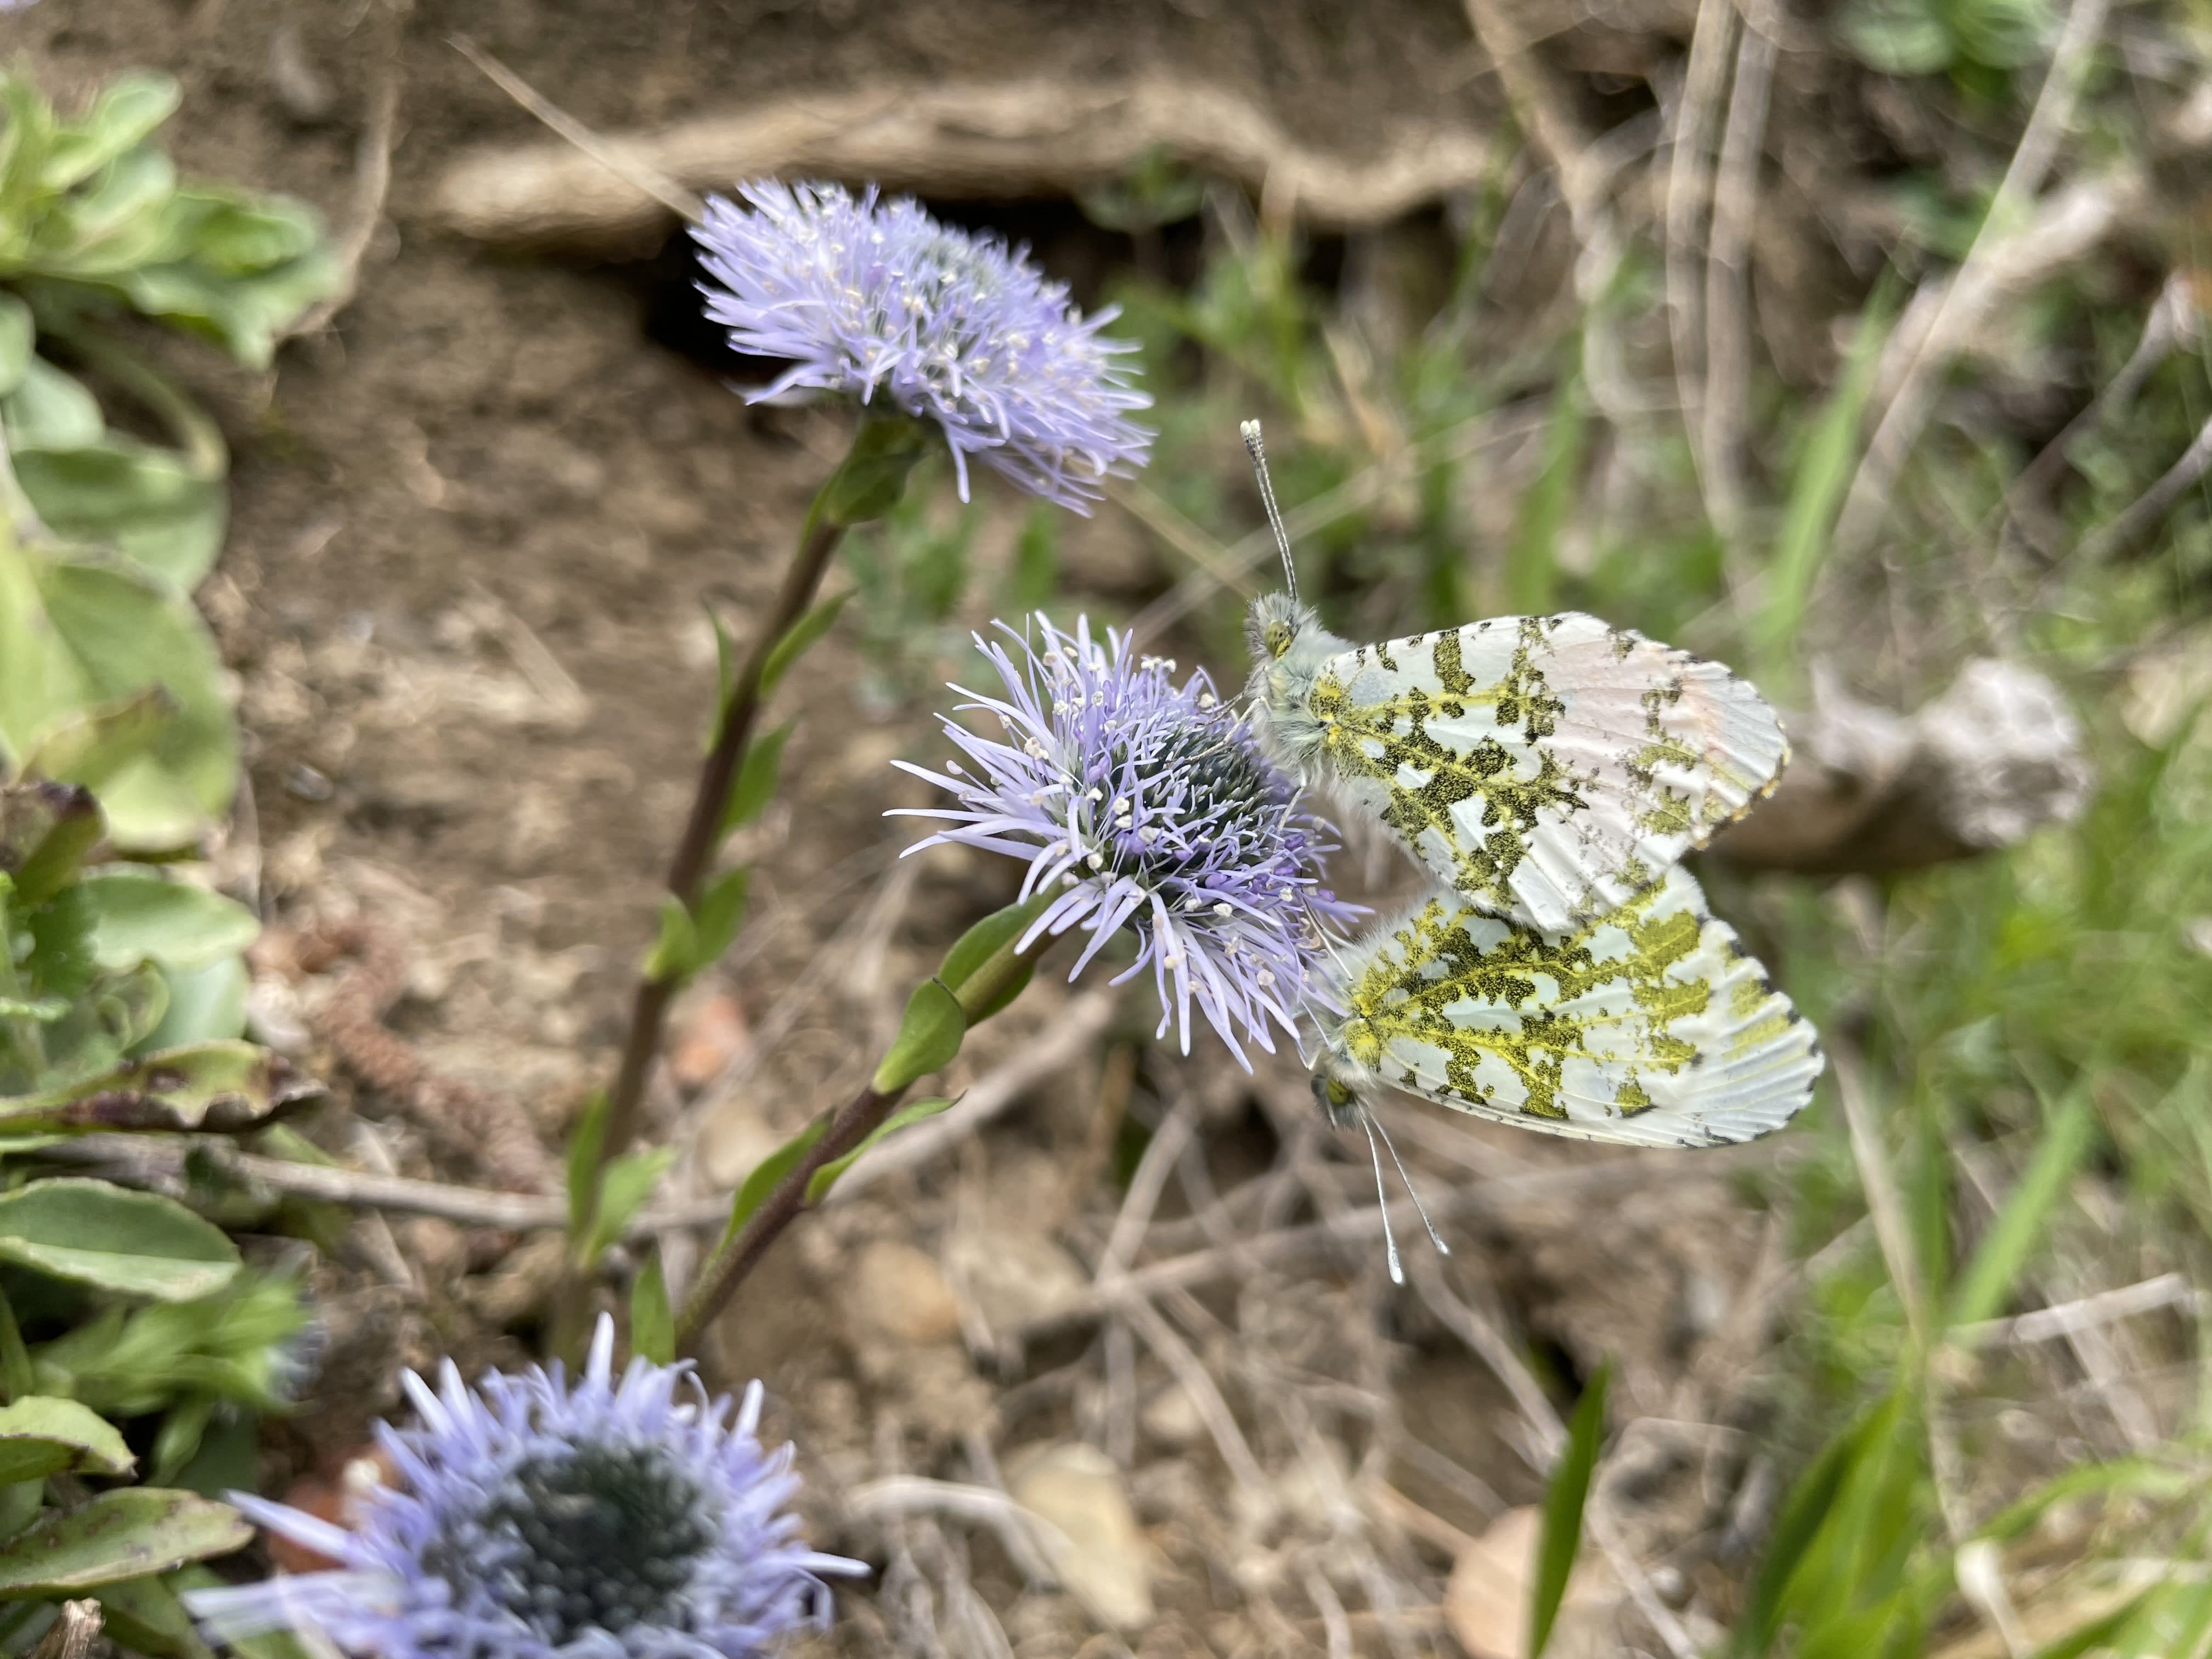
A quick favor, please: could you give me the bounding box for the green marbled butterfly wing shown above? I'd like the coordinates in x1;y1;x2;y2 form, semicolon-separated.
1303;613;1788;930
1326;864;1821;1149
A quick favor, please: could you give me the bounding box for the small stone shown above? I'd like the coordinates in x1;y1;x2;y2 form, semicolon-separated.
1139;1383;1206;1448
669;992;752;1090
845;1240;962;1347
1006;1442;1154;1631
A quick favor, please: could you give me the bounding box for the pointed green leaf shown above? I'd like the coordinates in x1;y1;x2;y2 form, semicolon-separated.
1530;1359;1610;1658
641;896;696;982
689;867;752;969
721;723;792;836
0;1396;134;1485
804;1097;953;1204
940;893;1056;991
41;72;180;191
630;1251;674;1366
871;978;965;1094
722;1118;828;1245
565;1090;611;1245
0;1488;249;1595
0;1180;238;1300
759;592;850;696
582;1147;676;1264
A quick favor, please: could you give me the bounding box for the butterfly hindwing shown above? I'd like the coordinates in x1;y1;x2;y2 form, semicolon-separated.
1317;864;1822;1149
1271;608;1787;930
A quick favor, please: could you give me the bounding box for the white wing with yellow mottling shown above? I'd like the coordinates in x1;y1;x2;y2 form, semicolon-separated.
1315;864;1822;1149
1296;612;1787;930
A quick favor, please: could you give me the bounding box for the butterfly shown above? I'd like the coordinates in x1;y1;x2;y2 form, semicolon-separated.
1237;426;1790;934
1231;421;1821;1279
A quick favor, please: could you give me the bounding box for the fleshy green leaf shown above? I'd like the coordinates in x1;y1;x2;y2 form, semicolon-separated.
630;1252;674;1366
803;1097;953;1204
870;978;966;1094
723;1119;828;1245
18;689;178;794
0;1488;249;1595
13;439;227;591
40;72;180;191
0;1180;239;1300
2;357;106;452
138;955;250;1049
94;1571;222;1659
1530;1361;1611;1658
0;1395;134;1485
0;781;101;907
0;297;31;400
53;870;258;973
759;592;851;697
721;723;791;836
0;1040;317;1135
0;531;239;850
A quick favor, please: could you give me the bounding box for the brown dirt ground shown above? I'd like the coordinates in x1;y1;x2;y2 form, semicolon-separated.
9;4;1797;1654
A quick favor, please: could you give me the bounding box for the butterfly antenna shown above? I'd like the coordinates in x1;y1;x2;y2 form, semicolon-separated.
1372;1113;1452;1260
1358;1113;1406;1285
1241;419;1298;602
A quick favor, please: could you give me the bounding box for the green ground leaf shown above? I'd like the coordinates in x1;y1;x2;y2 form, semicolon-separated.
0;533;238;850
0;1395;134;1485
0;1488;249;1596
39;72;180;191
54;870;257;973
2;358;106;452
13;438;226;591
0;297;30;398
0;1040;314;1135
93;1571;222;1659
871;978;966;1094
0;1180;239;1300
1530;1361;1611;1658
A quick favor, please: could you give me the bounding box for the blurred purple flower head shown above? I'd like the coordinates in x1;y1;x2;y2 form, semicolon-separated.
693;181;1152;512
185;1315;860;1659
894;613;1357;1064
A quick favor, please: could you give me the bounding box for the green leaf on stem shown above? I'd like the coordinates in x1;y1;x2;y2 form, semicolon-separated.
721;723;791;837
564;1090;610;1245
816;415;931;529
759;593;850;698
723;1118;829;1244
0;1180;239;1300
630;1250;674;1366
0;1396;135;1485
640;896;694;983
579;1147;675;1265
803;1096;954;1204
939;891;1053;1024
689;867;751;971
871;979;966;1094
0;1488;250;1595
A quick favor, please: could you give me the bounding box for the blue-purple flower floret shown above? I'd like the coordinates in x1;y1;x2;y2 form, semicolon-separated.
184;1316;860;1659
895;614;1357;1065
694;181;1152;512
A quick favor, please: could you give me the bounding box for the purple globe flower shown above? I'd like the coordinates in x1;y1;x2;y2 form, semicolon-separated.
894;613;1358;1064
693;181;1152;512
184;1316;861;1659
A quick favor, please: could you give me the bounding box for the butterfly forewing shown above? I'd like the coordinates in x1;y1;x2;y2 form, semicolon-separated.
1304;613;1787;930
1324;864;1821;1149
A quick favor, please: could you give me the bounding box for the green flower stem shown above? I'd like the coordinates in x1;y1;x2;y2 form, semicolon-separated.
590;414;929;1193
672;922;1046;1349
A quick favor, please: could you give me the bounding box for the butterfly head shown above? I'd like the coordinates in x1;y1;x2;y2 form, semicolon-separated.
1246;589;1314;664
1311;1064;1369;1131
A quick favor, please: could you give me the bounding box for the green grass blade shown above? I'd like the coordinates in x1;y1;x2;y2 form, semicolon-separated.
1945;1086;2096;1332
1507;354;1585;617
1754;287;1894;683
1528;1359;1610;1658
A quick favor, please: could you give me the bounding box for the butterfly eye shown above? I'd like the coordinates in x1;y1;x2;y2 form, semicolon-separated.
1263;620;1295;659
